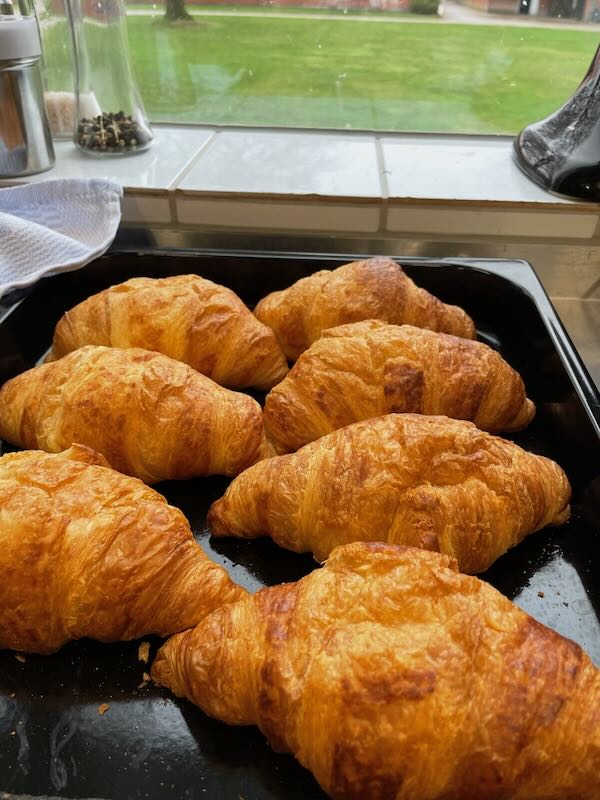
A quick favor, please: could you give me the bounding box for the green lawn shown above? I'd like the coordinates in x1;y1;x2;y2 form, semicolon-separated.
43;14;598;133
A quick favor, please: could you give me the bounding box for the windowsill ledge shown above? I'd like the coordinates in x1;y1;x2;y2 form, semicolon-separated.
2;123;600;241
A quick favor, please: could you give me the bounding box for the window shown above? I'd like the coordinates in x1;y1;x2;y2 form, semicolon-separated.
37;0;600;135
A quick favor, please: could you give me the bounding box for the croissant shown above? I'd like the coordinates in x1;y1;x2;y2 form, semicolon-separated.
254;257;476;360
208;414;571;573
265;320;535;453
0;345;272;484
47;274;288;390
0;445;245;655
152;542;599;800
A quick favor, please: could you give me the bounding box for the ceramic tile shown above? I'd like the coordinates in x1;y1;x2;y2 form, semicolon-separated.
0;126;214;191
386;206;598;239
381;135;580;205
536;254;600;300
121;193;172;225
176;196;380;232
177;130;381;198
551;298;600;390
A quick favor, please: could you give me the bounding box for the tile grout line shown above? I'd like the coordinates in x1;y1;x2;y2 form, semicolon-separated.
166;130;220;192
374;136;389;200
550;296;600;303
375;136;389;233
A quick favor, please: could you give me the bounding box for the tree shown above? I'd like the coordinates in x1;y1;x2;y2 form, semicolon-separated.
164;0;193;22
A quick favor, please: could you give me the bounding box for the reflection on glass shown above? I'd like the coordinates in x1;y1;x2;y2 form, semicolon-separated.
116;0;599;133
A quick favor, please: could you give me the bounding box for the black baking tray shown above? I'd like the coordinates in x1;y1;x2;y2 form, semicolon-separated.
0;250;599;800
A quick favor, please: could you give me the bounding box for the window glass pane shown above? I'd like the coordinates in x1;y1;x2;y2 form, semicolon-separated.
39;0;600;134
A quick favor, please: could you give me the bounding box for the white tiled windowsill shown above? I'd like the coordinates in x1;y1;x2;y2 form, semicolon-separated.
3;123;600;242
2;123;599;389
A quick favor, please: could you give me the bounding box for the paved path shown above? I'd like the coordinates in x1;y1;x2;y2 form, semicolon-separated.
126;1;600;29
442;0;600;29
125;7;440;21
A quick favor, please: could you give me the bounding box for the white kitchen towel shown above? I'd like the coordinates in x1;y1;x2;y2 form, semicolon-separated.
0;178;123;299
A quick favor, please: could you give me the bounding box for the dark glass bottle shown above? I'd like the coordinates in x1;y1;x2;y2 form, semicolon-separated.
513;45;600;202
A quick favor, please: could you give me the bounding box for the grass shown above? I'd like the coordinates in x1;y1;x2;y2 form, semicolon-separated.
42;14;598;133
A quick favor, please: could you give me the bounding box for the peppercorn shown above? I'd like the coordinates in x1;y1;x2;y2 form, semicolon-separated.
76;112;150;154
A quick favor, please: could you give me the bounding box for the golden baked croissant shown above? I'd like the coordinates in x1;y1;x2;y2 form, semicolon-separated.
0;445;245;655
47;274;288;390
265;320;535;452
208;414;570;573
254;257;476;360
0;345;272;484
152;542;599;800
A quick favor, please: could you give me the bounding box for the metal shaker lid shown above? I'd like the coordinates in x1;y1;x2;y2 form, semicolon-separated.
0;15;41;60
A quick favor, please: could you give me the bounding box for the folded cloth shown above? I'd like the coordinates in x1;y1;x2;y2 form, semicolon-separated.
0;178;123;299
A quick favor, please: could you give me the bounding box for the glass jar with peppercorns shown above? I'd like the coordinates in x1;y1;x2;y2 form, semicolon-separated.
66;0;152;156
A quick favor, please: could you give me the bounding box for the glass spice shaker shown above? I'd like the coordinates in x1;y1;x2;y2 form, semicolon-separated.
0;0;55;176
66;0;152;156
33;0;77;140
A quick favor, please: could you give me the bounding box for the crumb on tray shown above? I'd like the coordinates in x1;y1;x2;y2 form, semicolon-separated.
98;703;110;716
537;591;545;598
138;641;151;664
137;672;152;690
